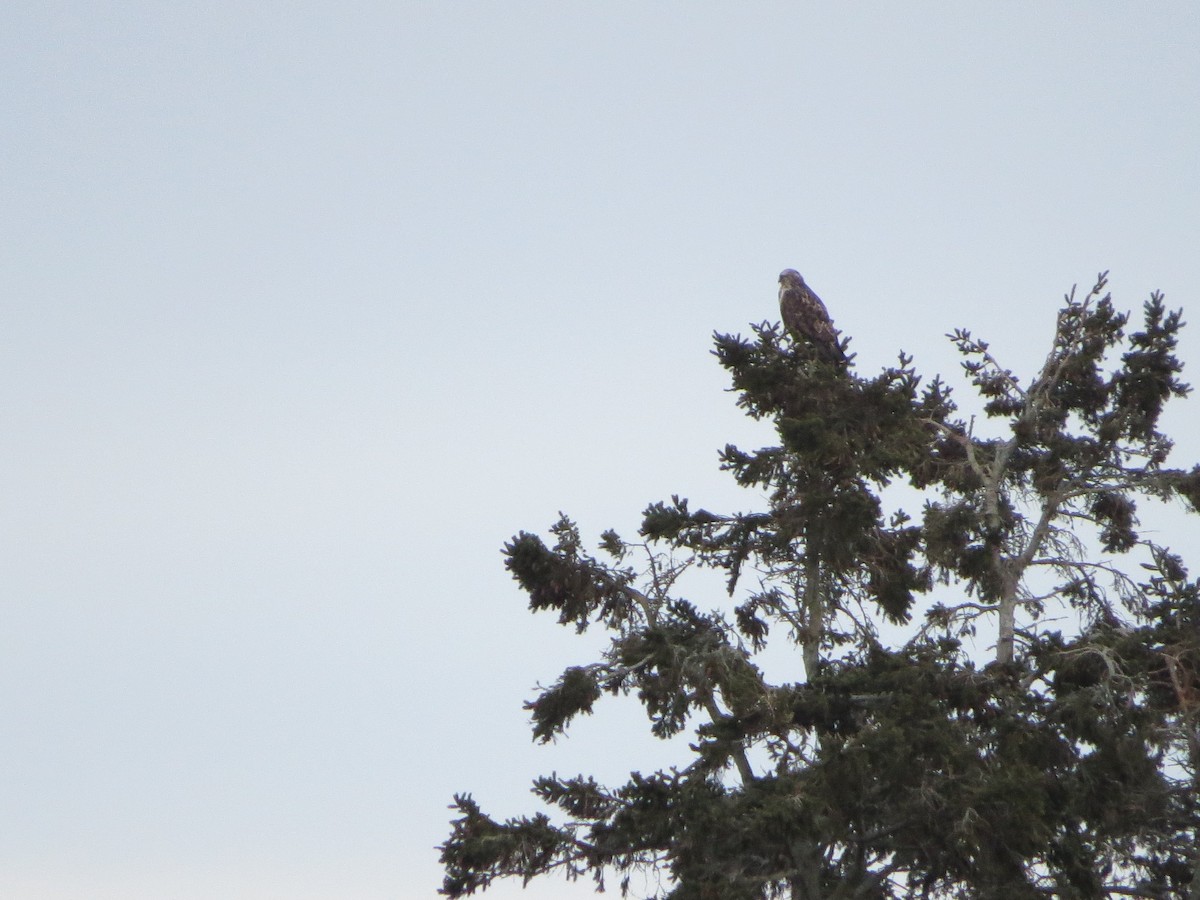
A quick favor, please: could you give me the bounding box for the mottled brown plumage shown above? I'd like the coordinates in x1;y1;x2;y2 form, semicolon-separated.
778;268;845;363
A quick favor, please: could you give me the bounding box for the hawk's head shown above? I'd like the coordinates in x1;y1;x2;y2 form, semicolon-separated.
779;269;804;288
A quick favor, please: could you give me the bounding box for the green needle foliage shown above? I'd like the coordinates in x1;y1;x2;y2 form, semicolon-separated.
440;273;1200;899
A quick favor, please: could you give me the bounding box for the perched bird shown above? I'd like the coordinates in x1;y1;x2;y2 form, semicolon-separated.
778;269;846;363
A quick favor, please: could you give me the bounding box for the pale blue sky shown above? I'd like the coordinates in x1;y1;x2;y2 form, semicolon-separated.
2;4;1198;898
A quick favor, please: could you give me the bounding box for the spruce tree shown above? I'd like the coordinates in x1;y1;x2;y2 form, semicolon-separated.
440;273;1200;899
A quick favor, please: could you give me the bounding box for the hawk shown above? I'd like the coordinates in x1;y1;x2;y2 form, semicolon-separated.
778;269;845;363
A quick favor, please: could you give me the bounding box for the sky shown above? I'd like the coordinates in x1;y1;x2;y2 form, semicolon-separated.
2;4;1199;898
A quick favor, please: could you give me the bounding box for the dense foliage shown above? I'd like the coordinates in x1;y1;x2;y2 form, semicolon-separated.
441;273;1200;899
